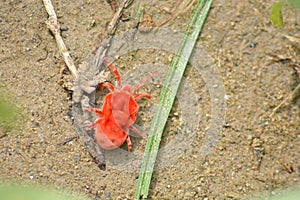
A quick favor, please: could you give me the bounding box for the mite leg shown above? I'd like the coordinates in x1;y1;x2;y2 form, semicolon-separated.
86;119;101;130
130;125;144;138
126;135;132;152
133;70;158;94
134;93;151;100
100;82;115;93
103;57;121;90
85;107;103;116
85;108;103;129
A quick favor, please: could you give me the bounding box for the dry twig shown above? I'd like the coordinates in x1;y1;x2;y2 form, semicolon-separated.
158;0;196;27
43;0;78;78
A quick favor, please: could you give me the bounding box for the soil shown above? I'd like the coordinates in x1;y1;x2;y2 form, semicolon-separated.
1;0;300;199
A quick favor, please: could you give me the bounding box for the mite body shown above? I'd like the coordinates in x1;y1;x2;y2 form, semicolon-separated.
86;58;156;152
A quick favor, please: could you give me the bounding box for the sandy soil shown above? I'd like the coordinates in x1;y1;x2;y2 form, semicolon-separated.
1;0;299;199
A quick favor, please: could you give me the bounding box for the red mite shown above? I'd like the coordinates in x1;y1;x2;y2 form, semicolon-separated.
86;58;157;152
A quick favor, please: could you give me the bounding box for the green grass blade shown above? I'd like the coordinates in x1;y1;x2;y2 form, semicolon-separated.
134;0;213;199
271;1;283;28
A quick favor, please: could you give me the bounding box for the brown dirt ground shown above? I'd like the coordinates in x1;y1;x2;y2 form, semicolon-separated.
1;0;300;199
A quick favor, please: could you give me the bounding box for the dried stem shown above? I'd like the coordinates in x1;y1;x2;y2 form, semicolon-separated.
158;0;196;27
107;0;134;35
42;0;78;78
42;0;133;78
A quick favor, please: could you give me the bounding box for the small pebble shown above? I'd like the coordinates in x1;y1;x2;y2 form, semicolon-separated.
60;25;69;31
74;155;81;162
249;42;257;48
34;121;40;127
90;19;96;27
105;193;111;199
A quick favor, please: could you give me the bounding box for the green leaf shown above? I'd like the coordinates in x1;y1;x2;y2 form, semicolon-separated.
271;1;283;28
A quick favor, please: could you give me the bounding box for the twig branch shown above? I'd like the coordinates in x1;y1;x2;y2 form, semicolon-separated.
107;0;133;35
158;0;196;27
43;0;78;78
93;0;133;79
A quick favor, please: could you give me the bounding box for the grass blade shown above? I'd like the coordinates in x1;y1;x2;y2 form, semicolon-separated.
134;0;214;199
